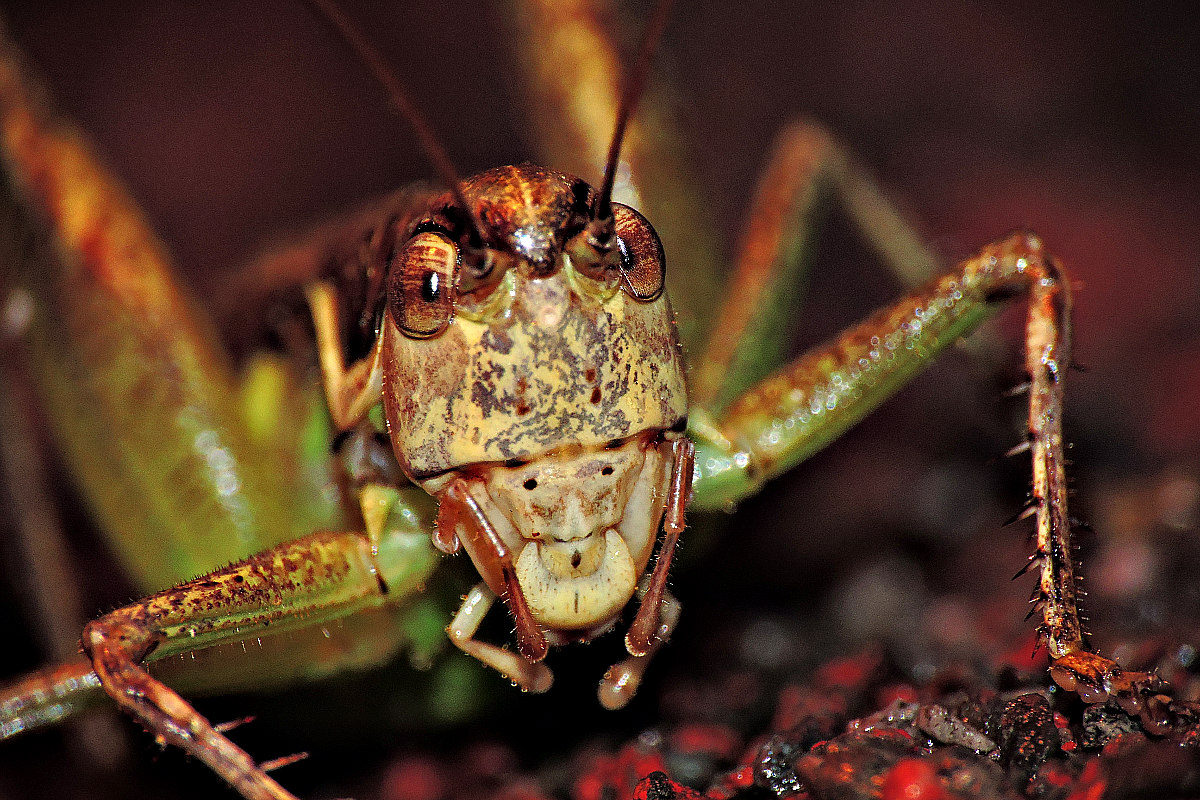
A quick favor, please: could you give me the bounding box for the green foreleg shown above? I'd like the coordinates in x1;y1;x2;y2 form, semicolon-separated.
688;233;1077;640
690;228;1175;724
691;232;1045;510
77;508;437;800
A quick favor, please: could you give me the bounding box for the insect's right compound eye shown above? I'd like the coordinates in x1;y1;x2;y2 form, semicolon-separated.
387;231;458;338
611;203;665;302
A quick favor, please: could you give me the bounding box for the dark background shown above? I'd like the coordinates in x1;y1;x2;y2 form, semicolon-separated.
1;2;1198;798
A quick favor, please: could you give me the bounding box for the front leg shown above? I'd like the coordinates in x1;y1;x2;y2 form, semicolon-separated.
688;146;1170;716
78;518;439;800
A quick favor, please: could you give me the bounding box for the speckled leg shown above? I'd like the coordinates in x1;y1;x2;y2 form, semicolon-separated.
78;530;408;800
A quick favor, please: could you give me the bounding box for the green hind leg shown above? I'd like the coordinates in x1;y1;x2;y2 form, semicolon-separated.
688;120;945;415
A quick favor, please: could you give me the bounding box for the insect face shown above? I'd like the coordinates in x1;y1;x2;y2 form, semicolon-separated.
380;164;688;634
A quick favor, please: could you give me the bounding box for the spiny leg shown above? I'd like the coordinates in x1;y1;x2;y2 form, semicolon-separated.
446;583;553;694
689;226;1171;717
79;527;428;800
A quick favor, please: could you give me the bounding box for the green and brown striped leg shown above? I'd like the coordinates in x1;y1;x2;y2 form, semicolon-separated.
77;506;439;800
689;231;1171;718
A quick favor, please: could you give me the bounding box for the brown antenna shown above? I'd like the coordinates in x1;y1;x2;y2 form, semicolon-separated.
594;0;676;224
304;0;488;250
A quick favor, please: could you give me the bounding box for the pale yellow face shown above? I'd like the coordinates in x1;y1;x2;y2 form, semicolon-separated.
390;265;687;631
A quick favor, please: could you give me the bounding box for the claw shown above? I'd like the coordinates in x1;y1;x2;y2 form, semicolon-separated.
1051;649;1176;731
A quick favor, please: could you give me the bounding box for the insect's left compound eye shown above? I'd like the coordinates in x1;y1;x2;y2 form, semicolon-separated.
611;203;665;302
387;231;458;338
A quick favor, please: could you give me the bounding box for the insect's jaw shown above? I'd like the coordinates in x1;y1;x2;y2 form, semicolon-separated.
439;433;673;633
503;437;673;631
514;529;637;630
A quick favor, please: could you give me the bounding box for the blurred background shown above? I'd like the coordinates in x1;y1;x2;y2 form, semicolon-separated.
0;1;1198;798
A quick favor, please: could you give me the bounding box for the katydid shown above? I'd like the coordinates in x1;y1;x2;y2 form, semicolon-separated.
0;3;1178;799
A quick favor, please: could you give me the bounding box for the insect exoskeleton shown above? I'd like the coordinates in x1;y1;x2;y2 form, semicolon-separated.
379;163;693;696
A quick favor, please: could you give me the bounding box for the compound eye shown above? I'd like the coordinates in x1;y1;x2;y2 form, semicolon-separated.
611;203;665;302
387;231;457;338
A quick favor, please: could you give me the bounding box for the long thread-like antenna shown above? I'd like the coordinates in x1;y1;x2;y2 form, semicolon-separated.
304;0;487;249
594;0;675;223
